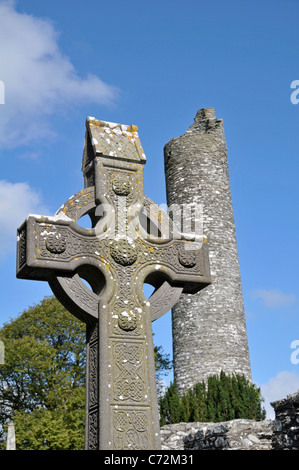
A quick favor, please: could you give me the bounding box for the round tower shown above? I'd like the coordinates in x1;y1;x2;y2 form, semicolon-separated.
164;108;252;394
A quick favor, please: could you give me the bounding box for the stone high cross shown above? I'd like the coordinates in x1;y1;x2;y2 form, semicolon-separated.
16;118;211;450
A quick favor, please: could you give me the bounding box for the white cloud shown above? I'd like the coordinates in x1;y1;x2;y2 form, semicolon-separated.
0;179;48;259
251;288;296;309
0;1;119;148
259;370;299;419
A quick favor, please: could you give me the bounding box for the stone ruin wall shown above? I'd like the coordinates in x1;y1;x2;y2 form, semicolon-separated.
160;390;299;450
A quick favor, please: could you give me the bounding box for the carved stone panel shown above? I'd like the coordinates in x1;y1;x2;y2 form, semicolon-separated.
112;341;147;404
113;409;150;450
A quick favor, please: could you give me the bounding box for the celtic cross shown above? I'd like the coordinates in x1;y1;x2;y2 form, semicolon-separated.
17;118;211;450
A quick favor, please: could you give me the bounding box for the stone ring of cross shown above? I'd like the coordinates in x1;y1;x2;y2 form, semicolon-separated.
47;186;193;325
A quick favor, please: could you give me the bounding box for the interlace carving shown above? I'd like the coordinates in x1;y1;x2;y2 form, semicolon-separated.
113;342;145;403
113;410;149;450
18;227;26;268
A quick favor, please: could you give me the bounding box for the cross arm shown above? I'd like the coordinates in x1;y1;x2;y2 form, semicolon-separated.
16;213;108;281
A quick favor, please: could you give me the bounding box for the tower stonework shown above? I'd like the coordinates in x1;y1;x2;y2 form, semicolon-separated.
164;108;252;394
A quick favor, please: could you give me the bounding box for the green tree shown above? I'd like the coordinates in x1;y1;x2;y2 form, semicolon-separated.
193;382;208;422
206;375;217;422
11;388;85;450
159;372;266;426
159;381;185;426
0;296;86;449
154;341;172;380
0;295;171;449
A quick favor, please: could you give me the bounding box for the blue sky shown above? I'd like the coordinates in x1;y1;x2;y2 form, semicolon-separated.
0;0;299;419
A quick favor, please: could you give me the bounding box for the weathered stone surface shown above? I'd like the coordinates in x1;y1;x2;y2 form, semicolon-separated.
160;419;273;451
164;108;252;394
6;422;16;451
271;391;299;450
